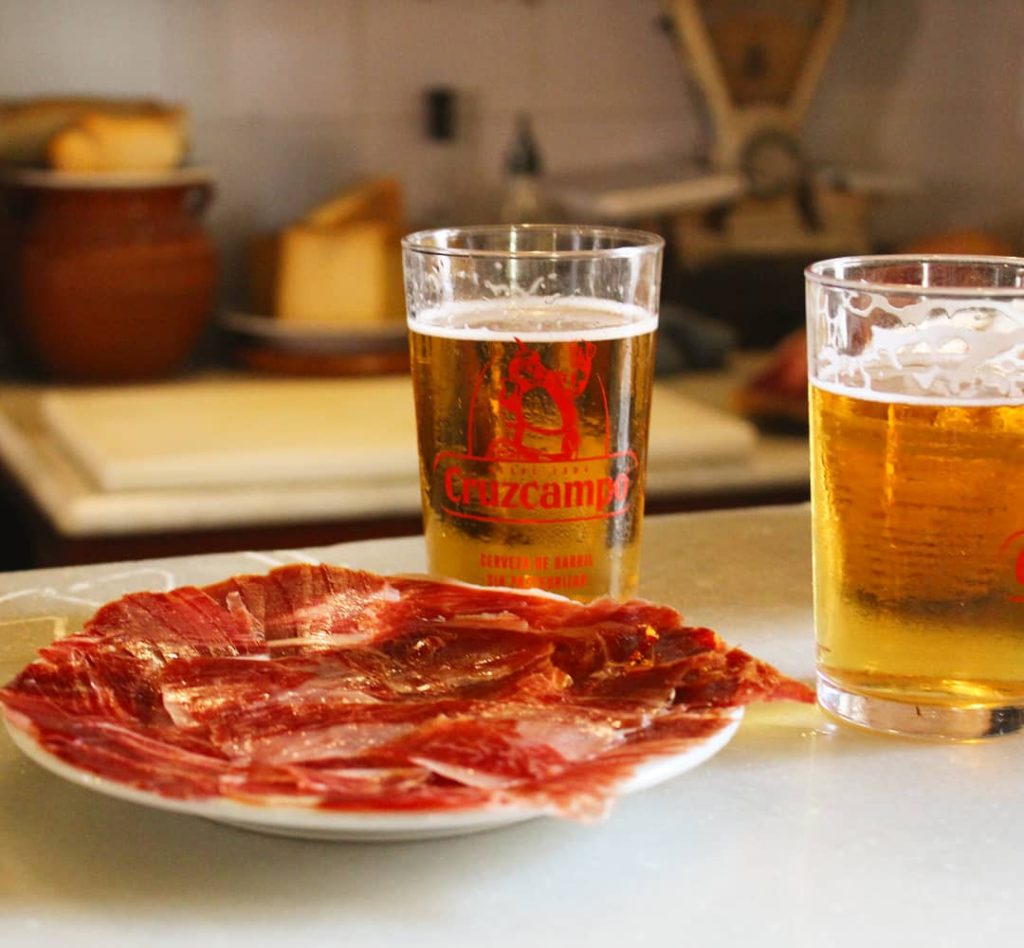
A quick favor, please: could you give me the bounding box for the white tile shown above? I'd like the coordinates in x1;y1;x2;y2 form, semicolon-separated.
802;88;887;168
0;0;165;97
220;0;359;118
813;0;924;103
196;116;367;230
534;0;689;115
194;115;368;303
357;0;538;118
805;0;1024;247
158;0;231;119
358;112;475;225
822;3;1022;167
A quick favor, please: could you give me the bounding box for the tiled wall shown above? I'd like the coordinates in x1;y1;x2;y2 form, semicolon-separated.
2;0;1023;301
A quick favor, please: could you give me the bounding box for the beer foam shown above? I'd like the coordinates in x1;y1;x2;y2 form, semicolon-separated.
410;298;658;342
809;286;1024;403
811;378;1024;407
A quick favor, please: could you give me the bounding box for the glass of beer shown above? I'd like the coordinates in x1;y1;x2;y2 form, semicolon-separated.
806;255;1024;739
403;225;663;601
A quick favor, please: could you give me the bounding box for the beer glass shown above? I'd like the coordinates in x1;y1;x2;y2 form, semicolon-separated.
403;225;663;601
806;256;1024;738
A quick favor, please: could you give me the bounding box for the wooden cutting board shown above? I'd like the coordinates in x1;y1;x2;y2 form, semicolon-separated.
40;376;756;492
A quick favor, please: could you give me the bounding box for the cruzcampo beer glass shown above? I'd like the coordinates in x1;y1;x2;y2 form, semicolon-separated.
403;225;663;601
806;256;1024;738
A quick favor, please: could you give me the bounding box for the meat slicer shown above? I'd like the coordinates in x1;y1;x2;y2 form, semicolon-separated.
554;0;906;345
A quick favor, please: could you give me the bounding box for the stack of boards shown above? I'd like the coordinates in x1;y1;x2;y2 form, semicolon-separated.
37;377;757;494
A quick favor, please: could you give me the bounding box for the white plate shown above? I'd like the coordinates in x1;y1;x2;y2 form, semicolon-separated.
222;311;407;354
0;166;214;189
4;709;742;842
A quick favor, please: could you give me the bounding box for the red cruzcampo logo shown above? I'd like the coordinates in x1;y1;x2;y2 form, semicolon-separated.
437;457;636;525
487;338;595;462
1002;530;1024;603
433;338;638;526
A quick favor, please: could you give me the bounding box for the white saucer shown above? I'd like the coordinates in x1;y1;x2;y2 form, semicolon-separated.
0;166;214;189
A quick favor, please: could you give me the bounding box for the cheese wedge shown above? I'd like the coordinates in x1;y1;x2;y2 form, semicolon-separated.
248;178;407;325
274;220;405;325
304;177;403;229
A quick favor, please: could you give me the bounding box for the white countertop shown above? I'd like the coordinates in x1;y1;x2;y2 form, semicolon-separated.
0;361;808;537
1;505;1020;947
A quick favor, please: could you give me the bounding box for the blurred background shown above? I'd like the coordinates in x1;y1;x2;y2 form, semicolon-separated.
0;0;1021;570
3;0;1022;304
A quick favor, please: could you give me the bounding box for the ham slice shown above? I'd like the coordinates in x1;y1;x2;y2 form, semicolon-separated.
1;564;812;821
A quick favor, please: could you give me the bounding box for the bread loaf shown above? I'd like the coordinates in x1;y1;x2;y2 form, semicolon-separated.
47;108;187;172
0;98;186;169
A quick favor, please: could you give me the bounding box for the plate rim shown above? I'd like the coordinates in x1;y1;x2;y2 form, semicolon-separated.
0;166;215;189
3;707;743;839
222;311;408;350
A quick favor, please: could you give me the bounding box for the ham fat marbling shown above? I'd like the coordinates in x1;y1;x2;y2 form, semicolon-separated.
1;565;812;821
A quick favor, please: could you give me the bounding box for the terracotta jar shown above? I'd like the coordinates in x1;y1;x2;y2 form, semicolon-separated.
0;169;217;382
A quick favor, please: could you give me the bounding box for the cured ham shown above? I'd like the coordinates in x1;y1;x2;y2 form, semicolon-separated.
1;565;812;821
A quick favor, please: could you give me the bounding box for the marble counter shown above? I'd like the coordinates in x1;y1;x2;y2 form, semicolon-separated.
1;506;1021;948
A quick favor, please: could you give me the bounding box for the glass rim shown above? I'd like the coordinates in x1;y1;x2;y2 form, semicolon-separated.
806;253;1024;298
401;224;664;260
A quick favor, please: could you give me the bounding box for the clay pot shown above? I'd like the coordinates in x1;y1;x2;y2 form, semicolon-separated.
0;169;218;382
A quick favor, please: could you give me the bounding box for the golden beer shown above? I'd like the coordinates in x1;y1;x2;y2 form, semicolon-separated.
410;301;655;600
810;383;1024;709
